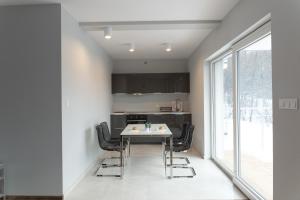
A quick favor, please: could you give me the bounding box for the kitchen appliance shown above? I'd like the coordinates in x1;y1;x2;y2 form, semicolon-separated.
126;115;147;125
160;106;172;112
126;115;149;144
172;99;183;112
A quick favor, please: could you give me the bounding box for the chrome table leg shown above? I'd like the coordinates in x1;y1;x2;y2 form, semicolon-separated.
120;135;123;178
169;135;173;179
128;137;131;157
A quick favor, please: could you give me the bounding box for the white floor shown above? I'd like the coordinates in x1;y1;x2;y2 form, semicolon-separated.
65;145;247;200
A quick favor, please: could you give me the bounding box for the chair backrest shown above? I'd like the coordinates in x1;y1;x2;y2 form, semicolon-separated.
181;124;194;149
179;123;189;140
182;124;191;143
100;122;111;142
186;125;195;149
96;124;110;151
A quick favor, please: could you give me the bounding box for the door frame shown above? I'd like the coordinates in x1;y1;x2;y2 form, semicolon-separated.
210;21;272;200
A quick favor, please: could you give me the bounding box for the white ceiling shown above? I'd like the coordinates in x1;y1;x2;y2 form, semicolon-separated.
0;0;240;59
88;29;212;59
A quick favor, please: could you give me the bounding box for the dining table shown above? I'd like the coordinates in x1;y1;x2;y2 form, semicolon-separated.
120;123;173;179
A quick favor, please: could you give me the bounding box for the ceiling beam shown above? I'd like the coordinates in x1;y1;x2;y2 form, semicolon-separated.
79;20;221;31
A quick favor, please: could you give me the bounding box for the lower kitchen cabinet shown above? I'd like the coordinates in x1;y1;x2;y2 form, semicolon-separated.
148;114;191;139
110;114;192;144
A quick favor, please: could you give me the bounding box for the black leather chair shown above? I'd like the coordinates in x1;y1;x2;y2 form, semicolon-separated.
96;124;126;177
100;122;120;144
164;124;196;178
100;121;130;157
163;123;190;166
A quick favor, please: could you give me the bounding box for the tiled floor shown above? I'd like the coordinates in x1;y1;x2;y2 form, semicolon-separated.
65;145;247;200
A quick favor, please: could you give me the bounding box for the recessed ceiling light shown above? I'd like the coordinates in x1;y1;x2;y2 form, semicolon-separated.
165;43;172;52
104;27;112;40
129;43;135;52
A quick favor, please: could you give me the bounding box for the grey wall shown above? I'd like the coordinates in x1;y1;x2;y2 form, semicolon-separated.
0;5;62;196
113;59;188;73
189;0;300;199
61;8;113;193
271;1;300;200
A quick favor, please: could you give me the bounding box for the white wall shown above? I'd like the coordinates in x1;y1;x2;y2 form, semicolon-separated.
61;8;113;193
113;94;189;112
113;59;188;73
0;5;63;196
189;0;300;199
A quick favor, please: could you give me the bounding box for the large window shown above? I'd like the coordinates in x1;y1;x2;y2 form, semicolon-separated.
211;23;272;200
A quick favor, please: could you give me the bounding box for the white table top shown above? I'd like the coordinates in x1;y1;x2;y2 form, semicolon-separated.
121;124;172;136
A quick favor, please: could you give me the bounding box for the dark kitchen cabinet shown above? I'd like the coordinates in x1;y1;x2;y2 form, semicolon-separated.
148;114;192;138
144;74;169;93
112;74;128;93
110;113;192;143
174;73;190;93
110;115;127;139
112;73;190;94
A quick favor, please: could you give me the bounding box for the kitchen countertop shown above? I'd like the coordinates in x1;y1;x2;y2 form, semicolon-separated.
111;111;191;115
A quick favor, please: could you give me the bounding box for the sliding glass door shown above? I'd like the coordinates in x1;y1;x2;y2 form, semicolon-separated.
212;54;234;172
211;23;273;200
237;34;273;200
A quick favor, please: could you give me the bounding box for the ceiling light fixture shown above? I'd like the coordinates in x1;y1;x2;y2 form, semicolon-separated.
104;27;112;40
165;43;172;52
129;43;135;52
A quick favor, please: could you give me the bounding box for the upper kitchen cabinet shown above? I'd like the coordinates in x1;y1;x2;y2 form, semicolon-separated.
112;73;190;94
168;73;190;93
112;74;128;93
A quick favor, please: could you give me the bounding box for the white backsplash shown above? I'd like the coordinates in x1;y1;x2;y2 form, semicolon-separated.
112;93;190;112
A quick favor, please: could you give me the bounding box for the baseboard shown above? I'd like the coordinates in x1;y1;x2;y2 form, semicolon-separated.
63;153;103;197
6;196;63;200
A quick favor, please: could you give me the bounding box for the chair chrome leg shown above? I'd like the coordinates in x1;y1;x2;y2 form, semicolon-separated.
167;166;196;178
166;156;190;166
97;158;122;177
101;157;120;168
164;151;196;178
96;165;121;177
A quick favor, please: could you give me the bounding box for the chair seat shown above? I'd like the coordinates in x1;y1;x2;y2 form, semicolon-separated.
109;138;127;145
103;143;126;152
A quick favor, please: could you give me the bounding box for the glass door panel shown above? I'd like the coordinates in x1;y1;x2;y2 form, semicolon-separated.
213;54;234;172
237;34;273;199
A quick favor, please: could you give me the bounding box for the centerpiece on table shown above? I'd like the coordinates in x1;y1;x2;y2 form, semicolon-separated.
145;122;151;132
